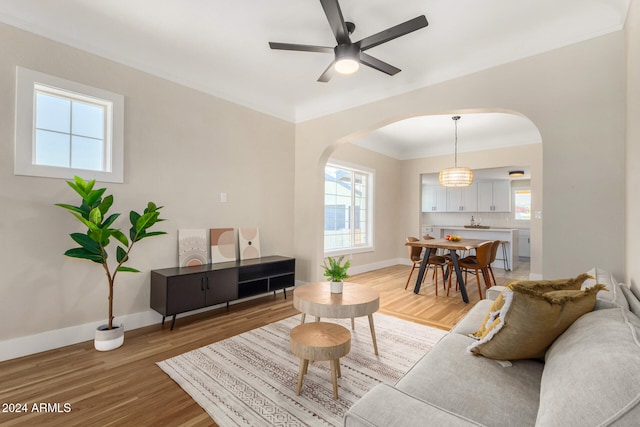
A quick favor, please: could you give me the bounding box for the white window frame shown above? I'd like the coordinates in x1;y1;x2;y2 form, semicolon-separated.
15;67;124;183
324;160;375;256
514;187;532;221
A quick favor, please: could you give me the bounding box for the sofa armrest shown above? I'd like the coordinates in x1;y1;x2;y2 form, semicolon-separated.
486;285;506;301
344;384;482;427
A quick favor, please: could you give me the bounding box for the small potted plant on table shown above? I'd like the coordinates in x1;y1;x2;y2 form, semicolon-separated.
56;176;166;351
322;255;350;294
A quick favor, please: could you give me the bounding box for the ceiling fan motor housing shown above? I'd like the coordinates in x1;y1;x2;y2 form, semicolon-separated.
335;44;360;61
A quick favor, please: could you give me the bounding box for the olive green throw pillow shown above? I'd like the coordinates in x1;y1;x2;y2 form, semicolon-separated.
471;273;593;339
468;283;606;360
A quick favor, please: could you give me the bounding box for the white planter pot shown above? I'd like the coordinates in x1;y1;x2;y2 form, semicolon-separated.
94;324;124;351
330;281;344;294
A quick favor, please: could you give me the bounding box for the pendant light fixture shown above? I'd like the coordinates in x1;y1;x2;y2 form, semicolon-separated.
439;115;474;187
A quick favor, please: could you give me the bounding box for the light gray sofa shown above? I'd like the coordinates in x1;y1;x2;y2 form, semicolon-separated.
344;268;640;426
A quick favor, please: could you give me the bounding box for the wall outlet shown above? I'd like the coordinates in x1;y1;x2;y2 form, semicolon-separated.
220;192;228;203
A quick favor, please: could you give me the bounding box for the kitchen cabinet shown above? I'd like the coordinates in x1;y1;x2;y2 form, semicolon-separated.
519;229;531;258
422;184;447;212
446;183;478;212
477;180;511;212
421;225;441;239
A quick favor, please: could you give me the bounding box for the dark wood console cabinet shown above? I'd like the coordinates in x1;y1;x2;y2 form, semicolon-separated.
151;256;295;329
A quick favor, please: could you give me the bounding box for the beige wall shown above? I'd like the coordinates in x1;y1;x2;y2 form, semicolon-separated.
626;0;640;292
295;32;626;283
328;144;402;272
0;24;295;343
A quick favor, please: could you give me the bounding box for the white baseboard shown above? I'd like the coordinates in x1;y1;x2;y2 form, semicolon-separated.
349;258;407;275
0;310;162;362
0;287;307;362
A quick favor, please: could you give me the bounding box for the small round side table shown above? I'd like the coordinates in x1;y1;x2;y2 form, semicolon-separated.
289;322;351;399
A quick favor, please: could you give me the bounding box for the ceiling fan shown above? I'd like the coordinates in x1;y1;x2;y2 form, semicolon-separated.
269;0;428;82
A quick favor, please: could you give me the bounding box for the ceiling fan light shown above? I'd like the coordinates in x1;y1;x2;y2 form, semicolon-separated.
334;43;360;75
439;167;474;187
334;58;360;74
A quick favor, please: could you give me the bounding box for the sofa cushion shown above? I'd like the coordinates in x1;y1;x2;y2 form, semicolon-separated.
471;273;593;339
538;308;640;426
631;282;640;302
344;384;482;427
395;333;543;426
468;284;606;360
620;284;640;317
583;267;629;310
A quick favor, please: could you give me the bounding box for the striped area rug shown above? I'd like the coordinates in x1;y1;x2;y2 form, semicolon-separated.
157;313;447;427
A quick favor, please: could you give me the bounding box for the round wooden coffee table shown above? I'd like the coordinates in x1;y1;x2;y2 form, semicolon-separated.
290;322;351;399
293;282;380;355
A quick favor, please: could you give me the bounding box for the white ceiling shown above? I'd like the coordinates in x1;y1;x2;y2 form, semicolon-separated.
0;1;629;160
355;112;542;160
0;0;630;125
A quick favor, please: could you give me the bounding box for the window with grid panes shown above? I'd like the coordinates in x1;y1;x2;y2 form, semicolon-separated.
324;163;373;253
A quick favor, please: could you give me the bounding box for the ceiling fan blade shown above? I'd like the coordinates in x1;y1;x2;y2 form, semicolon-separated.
360;52;401;76
358;15;428;51
269;42;333;53
317;61;336;82
320;0;351;45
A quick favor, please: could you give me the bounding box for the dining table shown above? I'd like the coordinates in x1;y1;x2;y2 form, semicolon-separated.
405;238;490;303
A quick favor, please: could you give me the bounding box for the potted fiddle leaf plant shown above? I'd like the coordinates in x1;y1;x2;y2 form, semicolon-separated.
56;176;166;351
322;255;350;294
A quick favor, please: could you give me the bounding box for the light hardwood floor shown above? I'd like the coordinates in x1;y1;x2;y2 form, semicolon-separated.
0;262;528;426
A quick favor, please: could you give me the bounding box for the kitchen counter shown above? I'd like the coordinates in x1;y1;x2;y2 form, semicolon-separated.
436;226;519;231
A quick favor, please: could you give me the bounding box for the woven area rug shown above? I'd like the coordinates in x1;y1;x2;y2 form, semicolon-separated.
157;313;447;427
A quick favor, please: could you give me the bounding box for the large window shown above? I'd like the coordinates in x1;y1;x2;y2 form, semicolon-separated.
514;189;531;220
324;162;374;254
15;67;124;183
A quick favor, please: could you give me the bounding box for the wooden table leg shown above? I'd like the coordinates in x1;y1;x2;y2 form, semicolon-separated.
300;313;306;324
413;247;432;294
351;318;355;330
330;359;339;399
449;250;469;303
368;314;379;355
296;358;308;396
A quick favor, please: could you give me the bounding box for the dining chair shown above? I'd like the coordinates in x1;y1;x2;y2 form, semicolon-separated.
486;240;501;287
447;240;493;299
405;237;447;295
456;240;502;290
461;239;501;287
